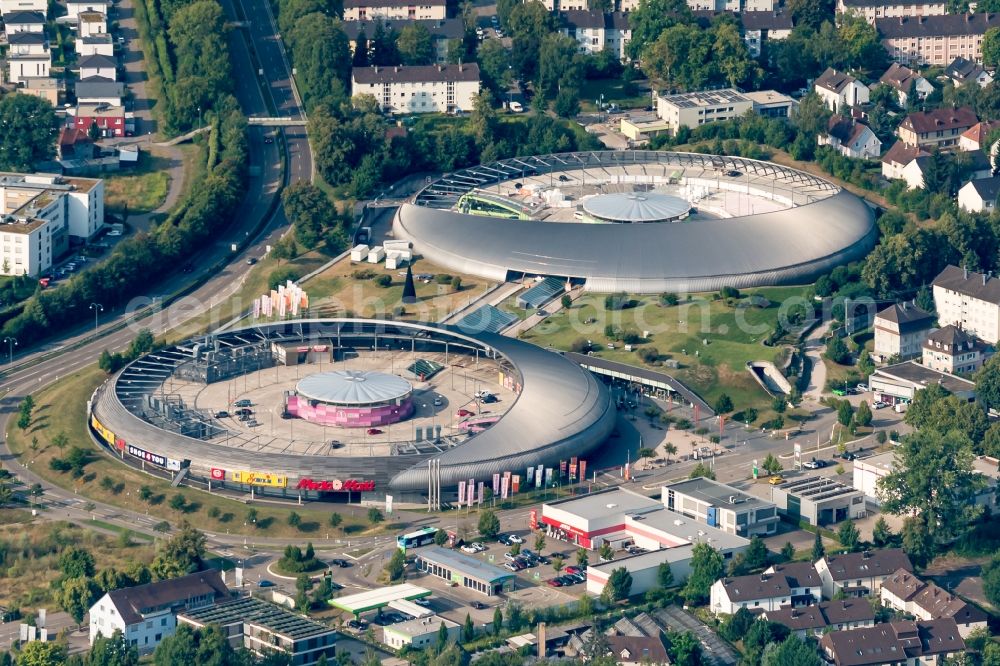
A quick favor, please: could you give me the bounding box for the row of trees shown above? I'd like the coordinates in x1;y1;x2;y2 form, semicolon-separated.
0;106;248;346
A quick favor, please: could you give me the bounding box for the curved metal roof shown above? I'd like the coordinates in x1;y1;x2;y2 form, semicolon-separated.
92;319;615;493
395;151;876;293
296;370;411;405
582;192;690;222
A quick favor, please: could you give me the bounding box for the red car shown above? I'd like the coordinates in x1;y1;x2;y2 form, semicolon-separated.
367;428;383;435
457;409;473;417
564;566;583;575
546;578;564;587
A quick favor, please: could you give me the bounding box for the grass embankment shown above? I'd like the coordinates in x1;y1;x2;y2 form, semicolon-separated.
578;77;652;112
0;517;157;609
6;366;405;539
103;153;172;215
521;287;812;416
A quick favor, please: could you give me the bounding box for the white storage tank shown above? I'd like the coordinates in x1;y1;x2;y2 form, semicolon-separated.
367;246;386;263
350;244;370;261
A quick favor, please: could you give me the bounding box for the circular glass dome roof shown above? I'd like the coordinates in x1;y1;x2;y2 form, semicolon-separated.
296;370;412;405
582;192;690;223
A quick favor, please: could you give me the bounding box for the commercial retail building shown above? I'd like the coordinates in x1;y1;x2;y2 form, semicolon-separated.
414;548;515;597
383;616;460;650
662;477;778;537
768;476;866;526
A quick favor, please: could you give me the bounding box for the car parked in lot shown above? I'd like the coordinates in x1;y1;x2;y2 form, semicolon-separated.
471;601;487;610
215;411;229;418
461;544;479;554
838;451;858;461
346;620;367;630
501;534;523;544
547;578;564;587
331;559;350;568
564;565;585;575
457;409;474;417
234;408;253;417
872;401;888;409
857;384;869;392
802;459;821;469
234;399;252;407
367;428;383;435
769;475;786;485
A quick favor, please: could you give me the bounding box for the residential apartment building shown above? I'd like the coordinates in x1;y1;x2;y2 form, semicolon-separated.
819;115;881;159
3;10;45;32
815;549;914;599
8;54;50;85
922;324;986;374
662;477;779;537
959;175;1000;214
836;0;945;23
75;77;124;106
89;571;229;654
896;106;978;150
881;569;988;638
685;0;775;11
342;19;463;63
342;0;445;21
763;600;875;639
74;103;126;137
740;11;792;57
0;172;104;275
65;0;109;17
878;62;933;107
819;619;966;666
945;55;993;88
655;88;753;134
711;563;821;614
78;53;117;80
351;63;480;114
814;68;869;113
559;11;631;60
7;31;48;56
77;34;114;57
178;596;337;666
877;13;1000;67
872;302;934;363
933;265;1000;344
78;10;108;38
20;76;61;105
0;0;45;13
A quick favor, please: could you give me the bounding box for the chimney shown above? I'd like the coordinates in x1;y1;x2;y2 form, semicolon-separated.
862;550;872;559
965;266;969;279
395;65;400;72
984;272;987;286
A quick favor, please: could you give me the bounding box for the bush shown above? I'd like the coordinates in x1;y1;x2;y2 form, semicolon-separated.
352;269;377;280
638;347;660;364
375;274;392;288
569;338;591;353
269;267;302;291
605;292;630;310
435;274;453;284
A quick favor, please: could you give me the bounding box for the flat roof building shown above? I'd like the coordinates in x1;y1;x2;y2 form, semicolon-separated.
662;477;779;537
415;547;515;597
382;616;460;651
655;89;754;134
328;584;431;616
869;360;976;406
542;487;662;549
178;596;336;666
769;476;865;527
855;451;999;510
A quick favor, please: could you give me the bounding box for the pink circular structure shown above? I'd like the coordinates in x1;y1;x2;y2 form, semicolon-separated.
286;370;414;428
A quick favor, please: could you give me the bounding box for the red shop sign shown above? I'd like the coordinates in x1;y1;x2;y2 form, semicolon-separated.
296;478;376;492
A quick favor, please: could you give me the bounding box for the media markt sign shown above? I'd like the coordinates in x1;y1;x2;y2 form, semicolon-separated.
296;478;376;492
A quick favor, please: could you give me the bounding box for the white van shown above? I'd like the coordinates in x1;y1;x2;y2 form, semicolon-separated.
508;101;523;113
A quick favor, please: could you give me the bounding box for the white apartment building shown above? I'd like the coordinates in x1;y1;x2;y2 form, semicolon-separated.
814;68;869;113
89;571;229;654
836;0;945;24
7;31;48;56
8;54;51;85
77;34;114;57
78;53;117;80
662;477;779;537
740;11;793;58
656;88;754;134
3;10;45;32
0;0;46;13
559;11;630;60
686;0;775;11
342;0;445;21
351;63;480;114
65;0;109;18
877;13;1000;67
79;10;107;37
959;175;1000;214
0;173;104;274
932;264;1000;345
922;324;986;374
872;302;934;363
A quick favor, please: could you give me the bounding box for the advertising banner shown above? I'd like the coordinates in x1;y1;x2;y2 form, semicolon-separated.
467;481;475;507
526;467;534;486
536;465;544;488
478;482;484;505
210;468;226;480
512;475;520;494
500;475;509;500
579;460;587;482
166;459;182;472
545;467;554;486
492;473;500;494
386;495;393;515
230;470;288;487
529;509;538;530
560;460;567;476
126;444;166;468
457;481;466;507
90;414;115;446
569;462;577;480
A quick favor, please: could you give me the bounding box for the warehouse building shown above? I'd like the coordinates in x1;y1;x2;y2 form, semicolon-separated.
542;487;663;549
415;547;515;597
662;477;779;537
769;476;866;526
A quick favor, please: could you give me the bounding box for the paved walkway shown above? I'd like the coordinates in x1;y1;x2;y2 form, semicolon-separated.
803;320;832;401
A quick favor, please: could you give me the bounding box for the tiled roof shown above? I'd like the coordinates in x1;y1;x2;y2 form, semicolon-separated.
820;619;965;666
4;10;45;22
340;18;464;41
815;67;860;94
823;549;913;582
879;63;920;92
933;264;1000;304
605;636;670;665
739;10;792;30
876;13;1000;38
965;175;1000;203
766;562;823;590
881;141;928;167
875;303;934;334
106;570;228;626
352;63;479;84
899;106;978;135
718;572;791;603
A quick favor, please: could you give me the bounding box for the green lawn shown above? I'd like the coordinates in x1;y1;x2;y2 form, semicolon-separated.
103;153;172;215
521;287;811;414
579;78;652;112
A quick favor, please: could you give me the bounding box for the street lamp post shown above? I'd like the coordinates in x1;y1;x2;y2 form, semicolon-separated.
89;303;103;336
2;337;15;365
